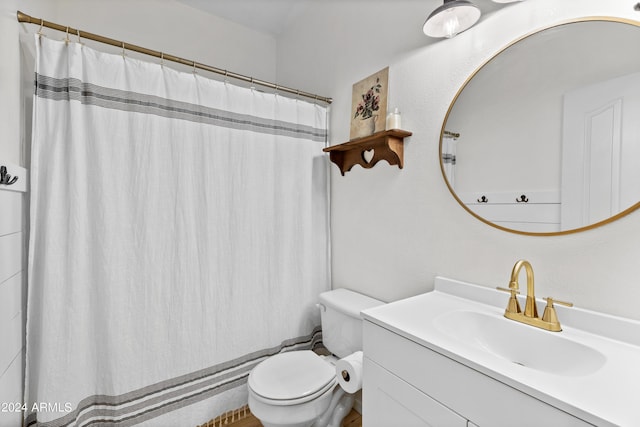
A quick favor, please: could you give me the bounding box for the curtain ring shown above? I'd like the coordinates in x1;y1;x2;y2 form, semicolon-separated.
77;30;82;45
64;26;70;44
193;60;197;74
160;52;164;67
121;41;126;57
37;19;44;35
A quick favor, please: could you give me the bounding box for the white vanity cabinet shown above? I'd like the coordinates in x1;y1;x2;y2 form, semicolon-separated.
362;320;592;427
364;357;466;426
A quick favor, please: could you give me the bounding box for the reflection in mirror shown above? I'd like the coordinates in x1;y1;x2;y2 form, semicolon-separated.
441;18;640;235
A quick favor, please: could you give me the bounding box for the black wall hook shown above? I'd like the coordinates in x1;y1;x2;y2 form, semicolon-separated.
516;194;529;203
0;166;18;185
477;195;488;203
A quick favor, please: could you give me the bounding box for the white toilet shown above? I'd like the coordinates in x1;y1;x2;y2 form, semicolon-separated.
247;288;383;427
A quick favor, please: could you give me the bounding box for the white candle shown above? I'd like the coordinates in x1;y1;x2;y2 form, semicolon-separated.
386;107;401;130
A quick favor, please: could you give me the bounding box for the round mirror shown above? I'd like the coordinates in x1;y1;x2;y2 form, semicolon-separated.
440;17;640;235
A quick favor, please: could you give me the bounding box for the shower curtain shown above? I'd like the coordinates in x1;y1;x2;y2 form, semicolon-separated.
26;35;329;426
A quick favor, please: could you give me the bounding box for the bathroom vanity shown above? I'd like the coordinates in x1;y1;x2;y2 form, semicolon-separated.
361;277;640;427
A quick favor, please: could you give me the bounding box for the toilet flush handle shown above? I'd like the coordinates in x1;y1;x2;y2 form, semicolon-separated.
316;303;326;312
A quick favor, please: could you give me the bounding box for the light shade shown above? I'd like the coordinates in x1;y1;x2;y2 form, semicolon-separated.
423;0;481;38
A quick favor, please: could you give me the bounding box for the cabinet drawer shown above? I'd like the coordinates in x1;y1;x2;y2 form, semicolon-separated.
363;357;466;427
363;321;592;427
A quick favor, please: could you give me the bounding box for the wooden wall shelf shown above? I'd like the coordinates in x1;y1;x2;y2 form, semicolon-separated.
323;129;412;175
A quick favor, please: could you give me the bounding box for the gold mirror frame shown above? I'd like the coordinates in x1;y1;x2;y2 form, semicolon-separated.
439;16;640;236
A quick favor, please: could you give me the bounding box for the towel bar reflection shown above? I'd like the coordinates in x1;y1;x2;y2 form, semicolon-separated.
0;166;19;185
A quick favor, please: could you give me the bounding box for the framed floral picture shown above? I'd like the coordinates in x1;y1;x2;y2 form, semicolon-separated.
350;67;389;139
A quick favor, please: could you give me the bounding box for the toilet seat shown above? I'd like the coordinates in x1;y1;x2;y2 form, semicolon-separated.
248;351;337;405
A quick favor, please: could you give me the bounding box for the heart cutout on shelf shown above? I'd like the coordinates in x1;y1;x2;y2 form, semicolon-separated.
362;149;375;164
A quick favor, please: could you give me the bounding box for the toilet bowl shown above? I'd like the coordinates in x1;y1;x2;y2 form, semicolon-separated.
248;351;343;427
247;289;384;427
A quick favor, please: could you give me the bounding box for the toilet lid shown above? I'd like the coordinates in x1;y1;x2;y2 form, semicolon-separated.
248;351;336;401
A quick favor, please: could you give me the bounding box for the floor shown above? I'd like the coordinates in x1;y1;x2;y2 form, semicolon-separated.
198;407;362;427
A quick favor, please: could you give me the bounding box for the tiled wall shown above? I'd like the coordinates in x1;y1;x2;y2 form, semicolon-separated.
0;163;26;427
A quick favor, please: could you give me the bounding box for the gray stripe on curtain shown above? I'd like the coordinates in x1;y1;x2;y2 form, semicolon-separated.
34;74;328;142
24;327;322;427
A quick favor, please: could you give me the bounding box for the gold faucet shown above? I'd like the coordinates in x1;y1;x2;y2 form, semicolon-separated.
497;260;573;332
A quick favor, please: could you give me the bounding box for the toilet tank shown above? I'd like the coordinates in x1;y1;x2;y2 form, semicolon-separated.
319;288;384;358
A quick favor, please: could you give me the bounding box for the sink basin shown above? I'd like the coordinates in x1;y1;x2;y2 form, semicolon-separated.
434;310;606;376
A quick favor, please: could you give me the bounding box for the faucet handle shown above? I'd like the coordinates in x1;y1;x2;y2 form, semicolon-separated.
544;297;573;308
497;287;521;314
541;297;573;330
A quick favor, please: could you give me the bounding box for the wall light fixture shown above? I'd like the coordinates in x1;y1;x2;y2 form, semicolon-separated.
423;0;481;38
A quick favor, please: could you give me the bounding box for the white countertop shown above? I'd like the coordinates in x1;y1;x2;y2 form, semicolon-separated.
361;276;640;427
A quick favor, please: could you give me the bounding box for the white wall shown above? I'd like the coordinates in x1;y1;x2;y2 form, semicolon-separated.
0;164;26;427
42;0;278;82
278;0;640;321
0;2;42;424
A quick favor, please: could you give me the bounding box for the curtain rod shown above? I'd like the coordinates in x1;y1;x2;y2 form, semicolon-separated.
16;10;333;104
